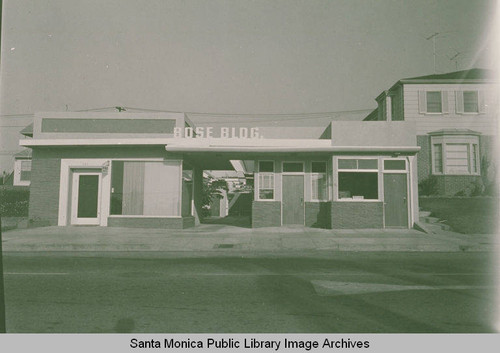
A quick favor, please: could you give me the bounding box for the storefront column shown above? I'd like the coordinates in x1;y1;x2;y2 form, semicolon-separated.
192;166;204;225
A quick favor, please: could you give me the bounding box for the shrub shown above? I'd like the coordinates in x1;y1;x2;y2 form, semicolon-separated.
418;176;438;196
0;186;30;217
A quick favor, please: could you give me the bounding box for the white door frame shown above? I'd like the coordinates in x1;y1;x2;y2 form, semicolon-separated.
70;171;102;225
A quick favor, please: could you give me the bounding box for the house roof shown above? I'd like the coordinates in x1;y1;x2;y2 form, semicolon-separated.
20;123;33;137
402;68;495;81
14;149;32;159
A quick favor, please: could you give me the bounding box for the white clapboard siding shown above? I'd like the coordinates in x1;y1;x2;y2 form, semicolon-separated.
403;83;498;135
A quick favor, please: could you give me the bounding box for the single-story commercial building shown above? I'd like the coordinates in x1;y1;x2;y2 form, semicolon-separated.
20;112;420;229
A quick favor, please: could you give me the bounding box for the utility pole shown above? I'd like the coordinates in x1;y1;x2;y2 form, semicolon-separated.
0;0;7;334
0;218;6;333
426;32;440;74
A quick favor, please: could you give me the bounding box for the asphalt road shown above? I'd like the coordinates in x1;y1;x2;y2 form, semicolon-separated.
1;251;496;333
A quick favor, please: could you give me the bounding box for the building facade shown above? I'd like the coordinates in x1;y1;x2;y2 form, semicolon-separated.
365;69;498;196
20;112;420;230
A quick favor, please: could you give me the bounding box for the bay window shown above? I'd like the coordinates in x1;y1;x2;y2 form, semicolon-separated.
431;135;480;175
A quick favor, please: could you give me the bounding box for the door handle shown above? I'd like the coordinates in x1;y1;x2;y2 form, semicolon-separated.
300;197;304;206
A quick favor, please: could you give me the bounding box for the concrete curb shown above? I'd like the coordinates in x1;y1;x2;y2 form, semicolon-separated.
1;225;495;253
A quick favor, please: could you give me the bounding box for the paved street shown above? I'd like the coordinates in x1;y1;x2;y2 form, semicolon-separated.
2;251;496;333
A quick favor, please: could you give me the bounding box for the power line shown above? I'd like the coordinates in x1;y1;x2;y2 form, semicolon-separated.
0;106;374;121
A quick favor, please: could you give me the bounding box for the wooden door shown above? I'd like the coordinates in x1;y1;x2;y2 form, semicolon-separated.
383;173;408;228
282;175;304;225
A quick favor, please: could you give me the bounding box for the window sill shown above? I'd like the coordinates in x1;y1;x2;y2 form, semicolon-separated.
432;173;480;176
108;215;182;218
336;199;381;202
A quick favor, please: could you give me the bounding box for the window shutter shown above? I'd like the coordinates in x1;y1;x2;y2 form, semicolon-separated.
478;91;486;114
418;91;426;114
455;91;464;114
441;91;449;114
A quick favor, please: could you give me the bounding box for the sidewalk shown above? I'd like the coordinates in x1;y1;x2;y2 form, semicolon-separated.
1;224;496;253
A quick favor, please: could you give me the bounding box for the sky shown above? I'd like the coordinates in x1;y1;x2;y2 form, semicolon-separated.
0;0;497;173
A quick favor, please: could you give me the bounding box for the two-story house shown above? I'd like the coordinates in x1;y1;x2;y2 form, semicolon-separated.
365;69;498;196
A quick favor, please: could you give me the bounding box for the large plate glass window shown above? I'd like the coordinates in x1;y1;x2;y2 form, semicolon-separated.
258;161;274;200
110;161;181;216
337;159;378;200
311;161;328;200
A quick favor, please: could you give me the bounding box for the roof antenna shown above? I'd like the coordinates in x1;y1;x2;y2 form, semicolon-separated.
115;106;126;112
448;50;462;70
426;32;440;74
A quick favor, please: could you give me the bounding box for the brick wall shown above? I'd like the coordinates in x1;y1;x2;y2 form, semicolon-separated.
331;202;383;229
417;135;431;181
434;175;481;196
252;201;281;227
28;150;61;226
305;202;331;228
182;216;195;228
480;135;497;183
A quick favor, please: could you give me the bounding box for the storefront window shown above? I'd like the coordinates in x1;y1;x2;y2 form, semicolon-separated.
338;172;378;200
311;161;328;200
337;159;378;200
258;161;274;200
110;161;181;216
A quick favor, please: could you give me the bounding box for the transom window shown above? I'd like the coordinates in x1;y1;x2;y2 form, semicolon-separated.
283;162;304;173
338;159;378;170
383;160;406;171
